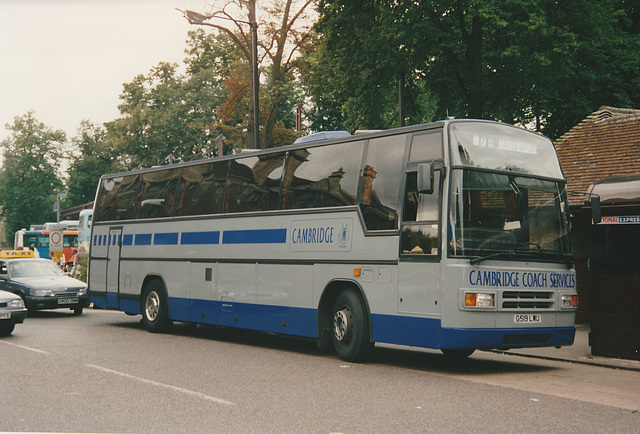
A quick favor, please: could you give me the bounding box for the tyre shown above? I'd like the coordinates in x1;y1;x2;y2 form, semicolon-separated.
141;280;170;333
0;323;15;336
331;289;372;362
73;307;83;316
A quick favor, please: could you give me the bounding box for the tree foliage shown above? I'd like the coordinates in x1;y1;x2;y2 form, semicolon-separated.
0;112;65;242
104;30;238;169
65;120;115;208
305;0;640;138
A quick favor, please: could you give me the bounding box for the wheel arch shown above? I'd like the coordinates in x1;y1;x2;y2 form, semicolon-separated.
317;279;372;350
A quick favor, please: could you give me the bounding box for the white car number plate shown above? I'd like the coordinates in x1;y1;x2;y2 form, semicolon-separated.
58;297;79;305
514;314;541;323
0;312;10;319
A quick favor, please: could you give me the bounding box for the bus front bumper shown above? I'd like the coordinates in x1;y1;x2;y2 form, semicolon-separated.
441;326;576;350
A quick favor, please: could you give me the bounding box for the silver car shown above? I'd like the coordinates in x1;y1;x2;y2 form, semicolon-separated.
0;289;28;335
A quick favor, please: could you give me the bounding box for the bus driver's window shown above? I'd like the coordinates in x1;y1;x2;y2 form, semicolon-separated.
401;171;440;255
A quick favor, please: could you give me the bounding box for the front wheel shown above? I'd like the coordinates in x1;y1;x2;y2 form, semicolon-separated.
141;281;170;333
332;289;372;362
0;323;15;336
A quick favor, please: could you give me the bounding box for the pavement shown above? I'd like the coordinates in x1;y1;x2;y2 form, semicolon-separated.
493;323;640;371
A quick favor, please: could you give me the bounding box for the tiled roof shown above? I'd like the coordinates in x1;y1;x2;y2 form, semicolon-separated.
554;106;640;205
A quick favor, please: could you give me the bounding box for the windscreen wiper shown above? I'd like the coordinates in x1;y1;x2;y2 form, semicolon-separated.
469;251;517;266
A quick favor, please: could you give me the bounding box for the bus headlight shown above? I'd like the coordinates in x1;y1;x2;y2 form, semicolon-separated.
561;294;578;309
465;292;495;308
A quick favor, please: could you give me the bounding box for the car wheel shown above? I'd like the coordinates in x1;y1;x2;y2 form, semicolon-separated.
332;289;372;362
73;307;83;316
141;280;170;333
0;323;15;336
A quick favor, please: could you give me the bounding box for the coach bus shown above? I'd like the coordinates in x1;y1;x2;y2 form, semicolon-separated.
88;119;578;362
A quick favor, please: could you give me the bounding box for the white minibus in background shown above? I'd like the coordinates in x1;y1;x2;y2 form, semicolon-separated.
88;119;578;362
78;209;93;249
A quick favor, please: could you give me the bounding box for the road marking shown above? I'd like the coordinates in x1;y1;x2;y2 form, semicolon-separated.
0;341;51;354
85;364;237;406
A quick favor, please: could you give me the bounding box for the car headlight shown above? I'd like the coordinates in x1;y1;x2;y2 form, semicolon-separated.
33;289;55;297
8;298;24;308
77;287;87;296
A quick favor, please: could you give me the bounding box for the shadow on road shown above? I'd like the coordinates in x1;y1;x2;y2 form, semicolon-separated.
105;314;556;375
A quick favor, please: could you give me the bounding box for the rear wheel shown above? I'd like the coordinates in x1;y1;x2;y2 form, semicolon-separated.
332;289;372;362
141;281;170;333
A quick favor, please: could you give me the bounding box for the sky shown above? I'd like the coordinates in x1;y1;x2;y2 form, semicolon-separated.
0;0;211;143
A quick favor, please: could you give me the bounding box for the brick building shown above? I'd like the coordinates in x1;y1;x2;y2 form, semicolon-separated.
554;106;640;326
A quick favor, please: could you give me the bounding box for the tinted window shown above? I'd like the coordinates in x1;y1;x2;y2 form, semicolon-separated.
137;169;181;219
359;135;405;230
401;171;441;255
177;161;228;216
96;175;139;221
408;131;443;163
225;153;285;213
281;141;364;210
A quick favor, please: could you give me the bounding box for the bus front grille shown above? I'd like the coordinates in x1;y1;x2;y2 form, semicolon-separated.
501;291;554;309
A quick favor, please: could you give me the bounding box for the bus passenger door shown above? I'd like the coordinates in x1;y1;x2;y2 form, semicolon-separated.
396;170;442;347
105;228;122;308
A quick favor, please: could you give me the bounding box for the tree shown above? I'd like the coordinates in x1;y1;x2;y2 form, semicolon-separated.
104;30;238;169
65;121;116;208
305;0;640;138
180;0;314;148
0;112;64;242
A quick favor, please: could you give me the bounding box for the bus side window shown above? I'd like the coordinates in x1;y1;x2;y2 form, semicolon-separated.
359;135;404;230
177;161;228;217
225;153;285;213
137;168;181;219
401;171;441;255
96;175;139;221
281;142;364;210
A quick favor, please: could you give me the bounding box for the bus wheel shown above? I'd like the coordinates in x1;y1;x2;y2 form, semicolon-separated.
332;290;372;362
141;281;170;333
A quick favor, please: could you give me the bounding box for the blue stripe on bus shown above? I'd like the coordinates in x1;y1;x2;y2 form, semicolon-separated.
89;292;577;351
123;234;133;246
181;231;220;245
222;228;287;244
154;232;179;245
135;233;152;245
440;326;576;350
372;314;442;349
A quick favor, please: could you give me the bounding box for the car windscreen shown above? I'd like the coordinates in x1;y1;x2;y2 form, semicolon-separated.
9;260;66;278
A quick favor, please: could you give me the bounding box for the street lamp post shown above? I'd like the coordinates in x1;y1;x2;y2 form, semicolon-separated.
182;4;260;149
250;11;260;148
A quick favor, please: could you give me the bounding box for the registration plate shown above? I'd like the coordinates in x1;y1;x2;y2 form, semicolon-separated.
514;314;541;323
0;312;10;319
58;297;79;305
